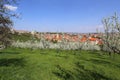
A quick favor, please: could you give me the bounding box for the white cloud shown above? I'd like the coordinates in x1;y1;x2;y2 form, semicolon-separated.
4;4;18;11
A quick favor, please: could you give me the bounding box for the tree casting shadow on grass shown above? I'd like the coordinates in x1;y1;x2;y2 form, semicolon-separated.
75;62;112;80
53;65;74;80
86;58;120;69
0;58;25;67
0;51;20;54
53;63;112;80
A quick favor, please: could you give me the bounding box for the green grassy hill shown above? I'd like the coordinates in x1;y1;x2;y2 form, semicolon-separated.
11;33;40;42
11;33;32;41
0;48;120;80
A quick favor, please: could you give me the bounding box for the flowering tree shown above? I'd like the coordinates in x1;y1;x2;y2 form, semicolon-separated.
101;13;120;55
0;0;18;48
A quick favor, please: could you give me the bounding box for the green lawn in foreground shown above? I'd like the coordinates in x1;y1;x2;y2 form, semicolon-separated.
0;48;120;80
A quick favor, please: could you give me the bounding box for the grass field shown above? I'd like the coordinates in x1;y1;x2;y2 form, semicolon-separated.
0;48;120;80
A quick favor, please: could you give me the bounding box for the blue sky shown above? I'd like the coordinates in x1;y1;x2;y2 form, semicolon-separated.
14;0;120;33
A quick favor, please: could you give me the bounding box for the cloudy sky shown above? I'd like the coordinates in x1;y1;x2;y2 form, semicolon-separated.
13;0;120;33
4;4;18;11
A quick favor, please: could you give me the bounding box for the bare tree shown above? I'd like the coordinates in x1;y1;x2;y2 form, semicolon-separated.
101;13;120;55
0;0;18;48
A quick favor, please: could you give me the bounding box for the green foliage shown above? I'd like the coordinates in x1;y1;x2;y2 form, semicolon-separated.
11;33;40;42
12;33;32;41
0;48;120;80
